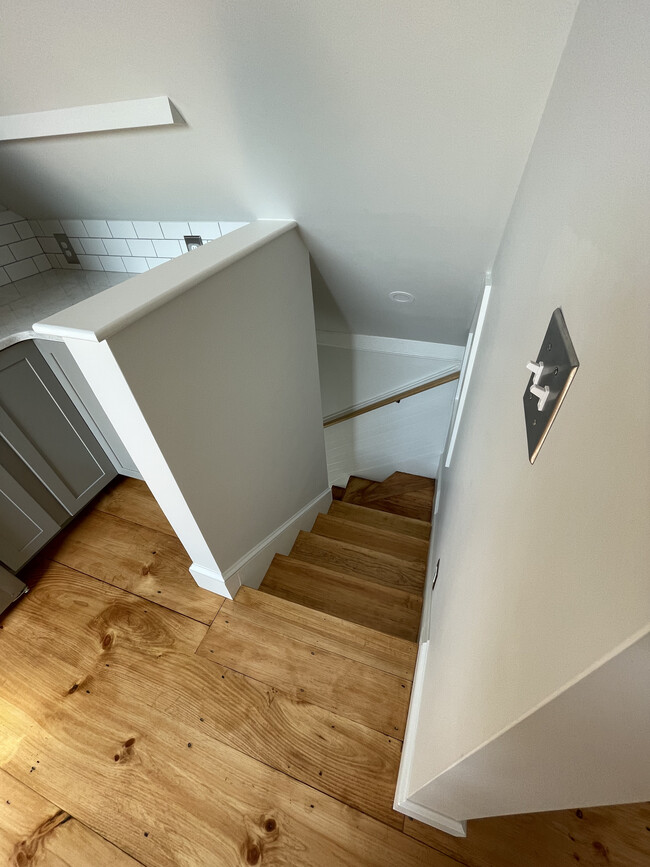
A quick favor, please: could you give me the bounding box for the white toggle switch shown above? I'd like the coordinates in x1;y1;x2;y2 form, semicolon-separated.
526;360;545;385
530;383;550;411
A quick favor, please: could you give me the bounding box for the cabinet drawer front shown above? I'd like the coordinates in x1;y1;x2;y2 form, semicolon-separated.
0;464;60;571
0;342;116;514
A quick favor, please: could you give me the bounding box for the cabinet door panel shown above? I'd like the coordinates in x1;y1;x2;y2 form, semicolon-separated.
35;340;141;479
0;464;60;571
0;342;116;515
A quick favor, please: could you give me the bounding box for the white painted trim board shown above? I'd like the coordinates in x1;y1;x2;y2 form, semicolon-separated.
317;331;464;361
445;275;492;468
394;641;467;837
223;488;332;592
0;96;182;142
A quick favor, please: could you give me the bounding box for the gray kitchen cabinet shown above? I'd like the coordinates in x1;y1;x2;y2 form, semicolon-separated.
0;340;117;524
35;339;141;480
0;563;28;616
0;462;61;571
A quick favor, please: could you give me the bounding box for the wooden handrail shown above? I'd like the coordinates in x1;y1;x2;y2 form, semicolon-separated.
323;370;460;428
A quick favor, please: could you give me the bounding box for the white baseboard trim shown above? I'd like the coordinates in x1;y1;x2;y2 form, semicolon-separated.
397;798;467;838
222;488;332;590
394;641;467;838
189;563;240;600
316;331;464;361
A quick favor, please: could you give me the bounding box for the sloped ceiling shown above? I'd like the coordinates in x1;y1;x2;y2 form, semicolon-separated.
0;0;578;344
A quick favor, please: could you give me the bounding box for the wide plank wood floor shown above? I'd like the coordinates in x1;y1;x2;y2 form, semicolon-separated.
0;478;453;866
1;476;648;866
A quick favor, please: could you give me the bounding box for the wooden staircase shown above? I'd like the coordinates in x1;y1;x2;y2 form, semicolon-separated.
258;471;434;643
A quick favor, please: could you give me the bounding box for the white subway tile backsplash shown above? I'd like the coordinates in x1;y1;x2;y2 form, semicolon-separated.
0;246;15;266
0;224;21;246
122;257;149;273
107;220;137;238
189;221;222;239
9;238;42;260
99;255;126;272
0;211;248;285
83;219;110;237
152;239;182;258
77;254;103;271
219;222;249;235
37;236;60;254
161;221;190;239
38;219;64;235
61;219;88;237
80;237;107;256
103;237;130;256
6;258;38;281
15;221;35;240
127;238;155;257
0;211;22;226
0;267;10;287
33;254;52;273
133;221;163;239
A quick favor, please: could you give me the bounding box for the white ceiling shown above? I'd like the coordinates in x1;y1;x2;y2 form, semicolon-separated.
0;1;578;344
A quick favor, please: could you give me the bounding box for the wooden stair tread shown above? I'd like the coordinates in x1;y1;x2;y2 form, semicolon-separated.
331;485;346;501
290;530;425;595
328;499;431;541
351;493;433;523
343;475;377;499
311;513;429;564
234;585;416;680
342;472;435;522
197;599;411;739
262;555;422;642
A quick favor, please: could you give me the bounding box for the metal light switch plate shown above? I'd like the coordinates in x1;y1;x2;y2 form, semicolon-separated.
524;308;579;464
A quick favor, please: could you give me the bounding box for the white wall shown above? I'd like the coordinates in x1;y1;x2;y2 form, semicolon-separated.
414;630;650;820
404;0;650;821
318;333;463;484
36;222;329;597
0;1;578;345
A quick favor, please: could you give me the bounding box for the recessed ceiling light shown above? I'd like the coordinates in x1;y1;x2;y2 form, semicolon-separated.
389;291;415;303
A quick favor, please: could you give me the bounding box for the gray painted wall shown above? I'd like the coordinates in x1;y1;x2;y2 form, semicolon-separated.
406;0;650;817
0;1;578;344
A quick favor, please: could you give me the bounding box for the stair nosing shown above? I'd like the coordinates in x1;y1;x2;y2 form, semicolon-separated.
293;529;426;570
266;554;424;603
330;499;431;529
313;512;429;554
236;585;418;650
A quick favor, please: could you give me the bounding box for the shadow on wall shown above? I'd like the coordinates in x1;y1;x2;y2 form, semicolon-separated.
310;257;350;334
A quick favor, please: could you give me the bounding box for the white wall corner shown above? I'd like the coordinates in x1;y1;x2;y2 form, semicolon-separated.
394;641;467;838
316;331;465;361
189;563;239;600
222;488;333;591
